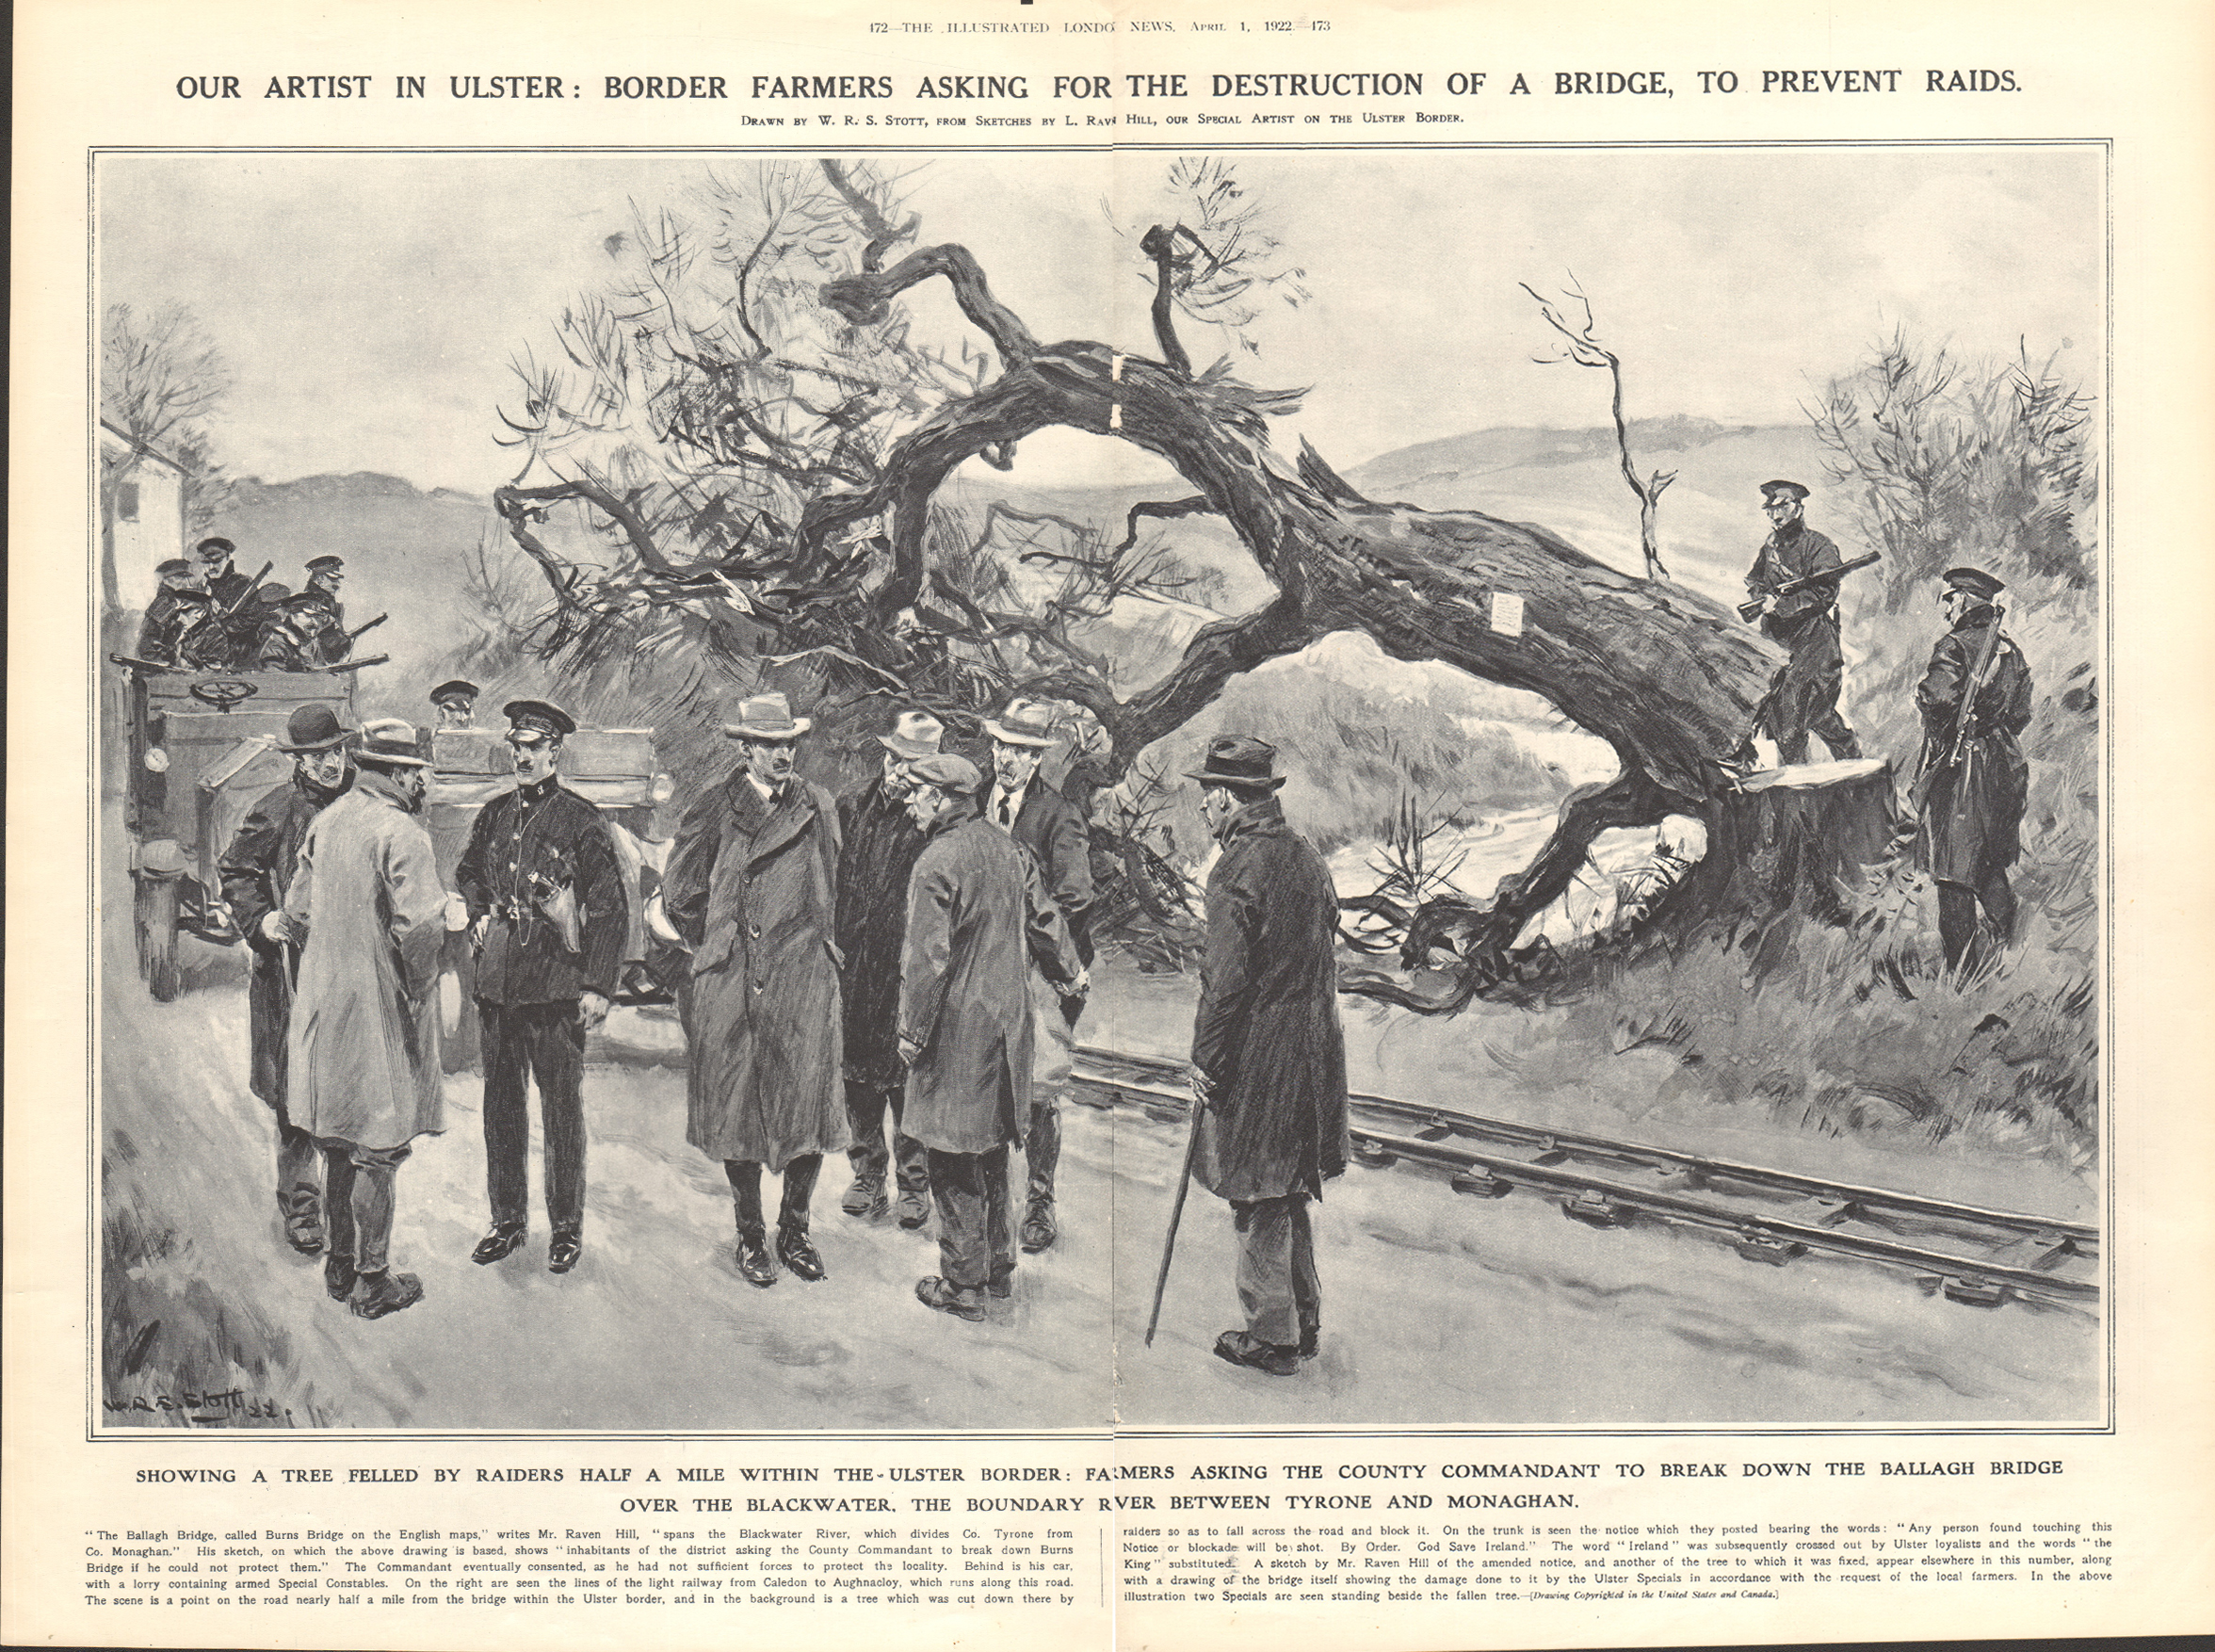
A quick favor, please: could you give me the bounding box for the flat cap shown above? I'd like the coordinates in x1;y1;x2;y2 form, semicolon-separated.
907;753;984;796
1759;479;1810;503
429;678;480;705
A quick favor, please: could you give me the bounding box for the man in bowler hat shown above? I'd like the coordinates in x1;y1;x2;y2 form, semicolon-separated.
1186;737;1350;1376
1744;480;1863;764
455;699;629;1274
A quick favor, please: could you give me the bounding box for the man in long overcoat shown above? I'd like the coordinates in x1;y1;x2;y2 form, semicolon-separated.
1914;566;2034;972
897;755;1082;1320
664;692;849;1288
218;704;353;1255
136;559;210;665
834;708;944;1227
280;719;446;1320
980;697;1094;1255
455;699;627;1274
1744;479;1864;764
1186;737;1350;1376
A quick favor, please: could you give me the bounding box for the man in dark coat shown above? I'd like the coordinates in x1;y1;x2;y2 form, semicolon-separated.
1914;566;2034;972
251;588;315;671
664;693;849;1288
300;557;351;664
217;704;354;1254
193;535;256;611
455;699;628;1274
1744;480;1864;764
981;697;1094;1254
1187;737;1350;1377
835;708;944;1227
897;755;1082;1320
135;559;211;666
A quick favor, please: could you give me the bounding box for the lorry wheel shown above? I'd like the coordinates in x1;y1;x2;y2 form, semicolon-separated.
135;877;183;1002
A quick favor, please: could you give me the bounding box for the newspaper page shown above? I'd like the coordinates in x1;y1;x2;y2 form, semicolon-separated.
8;0;2211;1647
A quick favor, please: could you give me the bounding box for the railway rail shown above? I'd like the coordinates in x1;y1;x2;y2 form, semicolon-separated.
1070;1045;2100;1313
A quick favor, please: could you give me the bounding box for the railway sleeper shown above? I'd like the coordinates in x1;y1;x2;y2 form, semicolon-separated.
1734;1230;1806;1267
1449;1168;1512;1199
1561;1189;1632;1228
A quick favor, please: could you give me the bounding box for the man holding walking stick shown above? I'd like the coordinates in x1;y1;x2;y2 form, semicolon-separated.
1176;737;1350;1376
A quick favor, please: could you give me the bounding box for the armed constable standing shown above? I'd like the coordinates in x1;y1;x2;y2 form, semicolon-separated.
980;698;1093;1255
217;705;354;1256
193;535;255;609
455;700;628;1274
663;693;849;1288
1914;567;2033;973
835;708;944;1228
1744;479;1863;764
1185;738;1350;1377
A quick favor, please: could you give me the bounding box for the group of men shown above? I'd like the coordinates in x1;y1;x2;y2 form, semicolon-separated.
1744;478;2035;972
136;535;363;670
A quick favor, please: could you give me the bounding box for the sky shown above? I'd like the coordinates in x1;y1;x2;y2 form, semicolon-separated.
96;145;2103;494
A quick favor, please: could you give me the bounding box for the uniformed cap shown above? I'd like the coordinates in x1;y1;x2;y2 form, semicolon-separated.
306;555;346;573
503;698;576;743
907;753;984;796
1942;566;2005;600
283;590;331;611
354;717;428;769
155;558;194;577
1759;479;1810;503
1185;736;1287;792
194;536;235;557
878;708;946;760
723;692;811;742
429;678;480;707
276;704;353;753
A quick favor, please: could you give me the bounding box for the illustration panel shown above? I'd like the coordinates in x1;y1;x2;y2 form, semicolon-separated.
93;144;2103;1432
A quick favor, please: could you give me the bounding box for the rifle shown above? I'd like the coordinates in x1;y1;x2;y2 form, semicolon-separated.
220;560;277;617
347;611;389;640
1738;550;1881;623
310;653;389;673
1906;603;2009;819
1144;1078;1209;1348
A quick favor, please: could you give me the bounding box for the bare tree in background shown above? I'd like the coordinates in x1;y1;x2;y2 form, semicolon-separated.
1521;278;1675;581
101;302;235;531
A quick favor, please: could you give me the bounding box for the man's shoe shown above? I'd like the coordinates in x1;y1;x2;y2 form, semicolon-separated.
841;1174;888;1220
895;1190;930;1230
1298;1321;1319;1360
349;1271;425;1320
471;1223;527;1265
777;1225;826;1282
1212;1330;1298;1377
915;1275;985;1321
278;1191;325;1255
1019;1199;1058;1254
548;1233;583;1274
324;1252;358;1303
735;1229;776;1288
986;1263;1015;1300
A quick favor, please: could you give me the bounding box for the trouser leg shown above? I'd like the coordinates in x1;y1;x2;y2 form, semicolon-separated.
342;1142;412;1275
1772;725;1812;765
887;1086;930;1195
1288;1194;1320;1337
321;1142;358;1261
275;1118;322;1200
778;1154;821;1233
1232;1195;1301;1350
1811;703;1862;760
1978;866;2017;945
929;1148;989;1290
1026;968;1074;1206
528;1003;587;1236
1026;1101;1062;1204
983;1145;1014;1284
479;1003;531;1227
1936;883;1979;972
844;1077;891;1180
725;1160;765;1239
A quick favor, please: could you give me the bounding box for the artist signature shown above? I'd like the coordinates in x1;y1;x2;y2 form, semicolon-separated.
105;1389;292;1424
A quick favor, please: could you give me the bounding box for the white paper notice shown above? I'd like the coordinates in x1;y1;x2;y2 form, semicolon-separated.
1490;591;1526;637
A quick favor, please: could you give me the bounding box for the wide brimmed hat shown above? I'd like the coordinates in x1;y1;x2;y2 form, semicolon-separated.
1942;566;2006;600
503;698;577;743
275;704;353;753
878;708;946;760
354;717;428;769
983;698;1058;748
429;678;480;706
1759;479;1810;503
907;753;983;796
1185;736;1286;791
723;692;811;742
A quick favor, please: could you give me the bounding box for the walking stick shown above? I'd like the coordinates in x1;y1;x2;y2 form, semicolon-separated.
1144;1082;1207;1347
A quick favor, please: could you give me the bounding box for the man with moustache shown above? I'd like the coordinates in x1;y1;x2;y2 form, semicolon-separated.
897;754;1083;1320
664;693;849;1288
218;704;354;1255
835;708;945;1228
455;699;628;1275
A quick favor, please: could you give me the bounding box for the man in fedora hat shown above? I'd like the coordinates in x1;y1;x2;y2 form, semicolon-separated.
1185;737;1350;1376
218;703;356;1255
1914;567;2034;973
428;679;481;730
897;753;1083;1320
981;697;1094;1254
455;700;628;1275
664;692;849;1288
1744;479;1864;765
835;707;945;1227
279;718;446;1319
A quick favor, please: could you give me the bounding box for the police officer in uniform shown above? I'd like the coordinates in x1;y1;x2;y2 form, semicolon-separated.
136;559;211;665
1744;480;1863;764
455;700;629;1273
429;679;481;730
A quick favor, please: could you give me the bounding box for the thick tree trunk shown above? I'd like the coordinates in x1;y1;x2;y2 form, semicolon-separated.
1680;756;1898;928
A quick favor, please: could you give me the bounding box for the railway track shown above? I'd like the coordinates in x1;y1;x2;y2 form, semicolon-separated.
1070;1045;2100;1313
